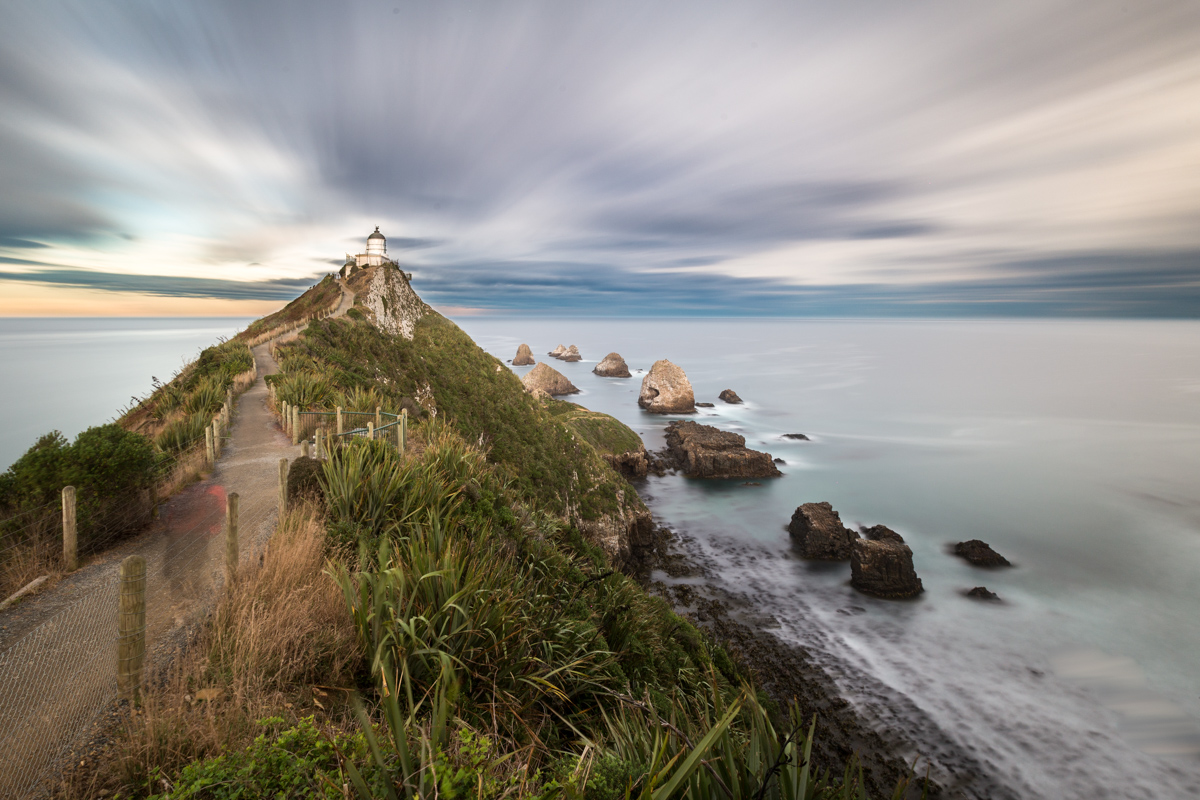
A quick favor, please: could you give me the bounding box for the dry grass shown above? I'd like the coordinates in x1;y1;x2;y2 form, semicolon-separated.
0;519;62;600
55;503;360;799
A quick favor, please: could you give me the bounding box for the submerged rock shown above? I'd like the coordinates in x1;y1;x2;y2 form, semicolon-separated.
782;433;810;441
559;344;582;362
953;539;1012;568
638;360;696;414
789;502;857;560
719;389;743;404
593;352;632;378
851;527;923;598
521;362;579;396
966;586;1001;601
695;402;715;408
663;420;781;479
512;343;535;366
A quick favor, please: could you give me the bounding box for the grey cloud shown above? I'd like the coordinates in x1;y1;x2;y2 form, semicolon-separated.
0;268;328;300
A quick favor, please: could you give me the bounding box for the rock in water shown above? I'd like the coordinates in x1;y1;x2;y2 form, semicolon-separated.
512;343;535;366
560;344;582;362
638;359;696;414
593;352;632;378
789;502;858;559
952;539;1012;567
851;527;923;598
782;433;810;441
696;402;715;408
966;586;1001;601
521;362;579;396
719;389;743;404
548;344;566;357
663;420;782;479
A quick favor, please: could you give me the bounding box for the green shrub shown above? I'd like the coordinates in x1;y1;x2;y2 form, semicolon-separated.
155;412;211;454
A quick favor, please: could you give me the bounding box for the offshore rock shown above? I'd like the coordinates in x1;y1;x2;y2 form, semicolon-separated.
548;344;566;357
719;389;744;404
953;539;1012;568
559;344;582;362
663;420;782;479
782;433;810;441
851;527;923;598
966;586;1001;602
512;343;535;366
521;362;579;396
638;359;696;414
593;352;632;378
789;502;858;560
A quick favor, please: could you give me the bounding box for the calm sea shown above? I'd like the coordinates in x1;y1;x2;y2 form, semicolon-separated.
0;317;253;470
459;317;1200;799
4;315;1199;797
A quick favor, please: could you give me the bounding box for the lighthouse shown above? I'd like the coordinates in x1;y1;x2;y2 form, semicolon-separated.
354;227;391;268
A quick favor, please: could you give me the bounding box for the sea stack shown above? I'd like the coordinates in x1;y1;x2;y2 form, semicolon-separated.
559;344;582;362
548;344;567;357
718;389;743;404
788;502;857;559
638;359;695;414
851;525;923;598
593;352;632;378
512;343;535;366
521;362;579;396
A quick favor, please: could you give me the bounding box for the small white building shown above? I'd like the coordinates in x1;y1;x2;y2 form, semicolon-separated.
354;227;392;268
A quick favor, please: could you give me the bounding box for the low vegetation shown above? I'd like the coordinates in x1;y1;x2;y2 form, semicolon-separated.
236;274;341;344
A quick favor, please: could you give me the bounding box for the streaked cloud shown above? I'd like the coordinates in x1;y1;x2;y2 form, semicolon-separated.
1;1;1199;316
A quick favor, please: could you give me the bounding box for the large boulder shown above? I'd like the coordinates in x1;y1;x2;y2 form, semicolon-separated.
638;360;695;414
521;362;579;396
851;527;923;598
512;343;535;366
952;539;1011;568
789;502;858;559
718;389;743;404
548;344;566;357
593;352;632;378
559;344;582;362
662;420;782;479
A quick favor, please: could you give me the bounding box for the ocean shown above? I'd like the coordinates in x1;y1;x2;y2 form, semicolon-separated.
458;317;1200;799
0;317;253;471
3;314;1199;797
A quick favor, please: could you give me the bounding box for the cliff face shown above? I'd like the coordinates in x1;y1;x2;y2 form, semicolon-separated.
354;264;428;340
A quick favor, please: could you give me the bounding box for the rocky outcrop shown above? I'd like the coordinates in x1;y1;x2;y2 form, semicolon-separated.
789;502;857;559
719;389;743;404
952;540;1011;568
966;586;1001;601
512;343;535;366
360;264;427;340
851;527;923;598
604;449;649;480
559;344;582;362
577;498;654;568
548;344;566;357
662;420;782;479
638;360;695;414
593;352;632;378
521;362;579;396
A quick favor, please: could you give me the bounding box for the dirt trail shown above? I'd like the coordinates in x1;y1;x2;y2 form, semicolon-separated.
0;340;303;798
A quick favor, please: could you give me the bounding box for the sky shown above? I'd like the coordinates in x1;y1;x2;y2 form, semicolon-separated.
2;1;1200;317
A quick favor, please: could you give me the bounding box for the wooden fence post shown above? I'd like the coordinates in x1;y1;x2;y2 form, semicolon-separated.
367;421;374;440
205;426;215;467
118;555;146;703
302;440;310;458
282;400;290;433
278;458;288;517
62;485;77;571
336;406;344;436
400;408;408;455
375;405;381;429
291;406;300;446
212;418;221;458
315;428;323;459
225;492;239;585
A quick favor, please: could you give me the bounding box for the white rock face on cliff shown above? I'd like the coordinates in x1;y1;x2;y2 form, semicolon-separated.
363;265;426;340
638;359;695;413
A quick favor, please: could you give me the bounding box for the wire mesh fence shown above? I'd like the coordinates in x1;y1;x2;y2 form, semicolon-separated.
0;486;279;798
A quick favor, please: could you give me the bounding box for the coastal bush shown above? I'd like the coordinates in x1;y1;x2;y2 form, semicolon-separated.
271;369;334;409
236;273;340;342
154;412;210;454
182;375;226;416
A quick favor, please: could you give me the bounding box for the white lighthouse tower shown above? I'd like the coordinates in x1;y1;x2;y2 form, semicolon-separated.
355;227;391;268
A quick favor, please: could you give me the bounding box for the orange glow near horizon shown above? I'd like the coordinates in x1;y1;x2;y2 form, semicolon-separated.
0;281;287;317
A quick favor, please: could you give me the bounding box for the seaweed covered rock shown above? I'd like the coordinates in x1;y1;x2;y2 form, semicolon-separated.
953;539;1012;568
521;362;579;396
851;527;923;599
789;502;858;560
287;456;324;504
593;352;632;378
663;420;781;479
512;343;535;366
638;360;695;414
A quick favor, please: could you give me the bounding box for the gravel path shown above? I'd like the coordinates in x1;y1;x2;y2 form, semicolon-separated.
0;339;302;798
